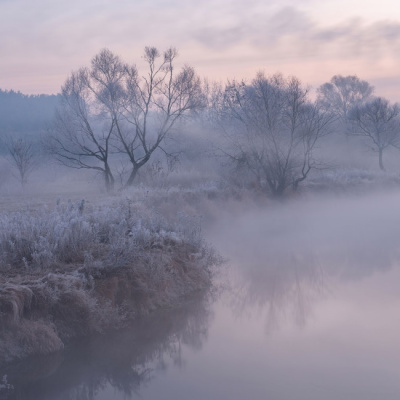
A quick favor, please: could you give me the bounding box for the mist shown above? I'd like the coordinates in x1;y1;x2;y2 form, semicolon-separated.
3;47;400;400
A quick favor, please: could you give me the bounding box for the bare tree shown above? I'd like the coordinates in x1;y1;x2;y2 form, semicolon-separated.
47;47;203;190
3;136;38;188
317;75;374;122
114;47;204;186
47;61;118;192
348;97;400;170
214;73;333;196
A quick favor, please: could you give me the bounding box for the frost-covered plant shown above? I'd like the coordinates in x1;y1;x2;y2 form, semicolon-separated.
0;198;207;273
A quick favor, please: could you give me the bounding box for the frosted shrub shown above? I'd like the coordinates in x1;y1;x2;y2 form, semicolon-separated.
0;199;204;273
0;203;95;270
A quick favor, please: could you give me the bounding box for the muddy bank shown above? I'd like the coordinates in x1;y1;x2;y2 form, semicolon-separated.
0;241;215;365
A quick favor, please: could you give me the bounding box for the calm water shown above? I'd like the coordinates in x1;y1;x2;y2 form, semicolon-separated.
3;192;400;400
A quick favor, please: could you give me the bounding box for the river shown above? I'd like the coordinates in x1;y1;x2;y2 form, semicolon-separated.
2;191;400;399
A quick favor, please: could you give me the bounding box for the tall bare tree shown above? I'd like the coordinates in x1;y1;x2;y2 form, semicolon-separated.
214;73;333;196
47;47;203;191
348;97;400;170
114;47;204;186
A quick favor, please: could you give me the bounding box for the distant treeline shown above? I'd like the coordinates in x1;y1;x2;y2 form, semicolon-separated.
0;89;60;135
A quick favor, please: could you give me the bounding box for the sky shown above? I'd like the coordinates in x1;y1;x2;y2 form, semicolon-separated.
2;0;400;99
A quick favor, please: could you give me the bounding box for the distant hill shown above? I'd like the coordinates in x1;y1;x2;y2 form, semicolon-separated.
0;89;60;137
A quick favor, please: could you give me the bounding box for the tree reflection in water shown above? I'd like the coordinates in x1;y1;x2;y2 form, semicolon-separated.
215;194;400;334
228;235;400;334
0;291;214;400
228;252;326;333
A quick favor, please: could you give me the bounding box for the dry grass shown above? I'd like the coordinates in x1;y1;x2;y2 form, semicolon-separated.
0;197;221;366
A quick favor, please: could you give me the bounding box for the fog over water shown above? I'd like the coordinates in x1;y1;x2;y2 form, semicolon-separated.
3;189;400;399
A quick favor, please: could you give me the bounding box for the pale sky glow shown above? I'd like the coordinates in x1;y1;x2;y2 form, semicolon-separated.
2;0;400;99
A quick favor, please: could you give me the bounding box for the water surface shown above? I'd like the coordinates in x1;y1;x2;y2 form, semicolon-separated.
3;192;400;399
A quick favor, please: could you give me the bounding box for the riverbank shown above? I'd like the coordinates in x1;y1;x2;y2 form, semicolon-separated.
1;169;399;366
0;198;220;365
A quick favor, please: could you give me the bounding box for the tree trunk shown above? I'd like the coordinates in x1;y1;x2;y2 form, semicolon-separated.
378;149;385;171
126;167;139;186
104;175;113;192
271;179;286;197
104;165;114;192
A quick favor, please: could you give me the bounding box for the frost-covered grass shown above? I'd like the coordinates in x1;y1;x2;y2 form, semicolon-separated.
0;198;207;273
306;168;400;192
0;198;220;365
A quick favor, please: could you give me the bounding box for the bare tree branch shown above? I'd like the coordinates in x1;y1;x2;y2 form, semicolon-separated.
213;73;334;196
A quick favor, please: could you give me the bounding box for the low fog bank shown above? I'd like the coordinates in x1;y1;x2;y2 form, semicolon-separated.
5;69;400;202
206;189;400;330
2;135;400;213
3;112;400;211
208;188;400;278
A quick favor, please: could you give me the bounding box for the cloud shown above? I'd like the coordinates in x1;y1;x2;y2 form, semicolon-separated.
2;0;400;94
3;1;400;61
311;19;400;58
189;6;400;62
